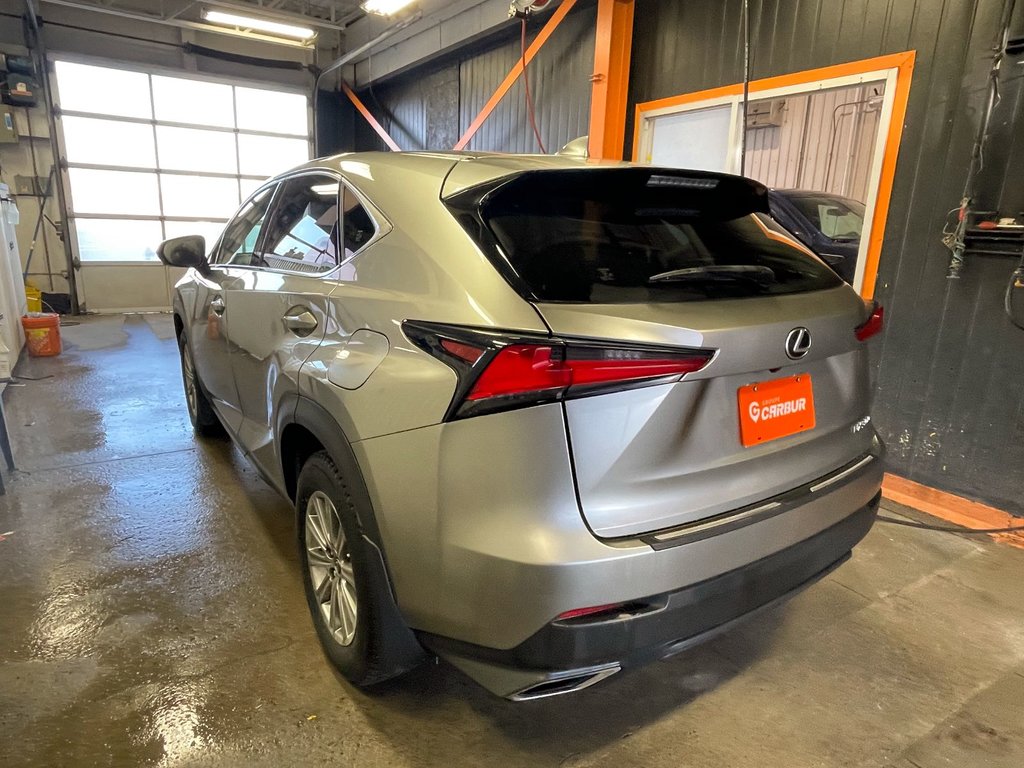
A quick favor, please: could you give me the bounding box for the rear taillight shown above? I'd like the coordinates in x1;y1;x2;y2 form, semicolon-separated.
403;321;714;420
855;302;884;341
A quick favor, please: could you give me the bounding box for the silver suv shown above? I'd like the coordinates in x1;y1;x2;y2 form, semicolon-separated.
159;152;885;700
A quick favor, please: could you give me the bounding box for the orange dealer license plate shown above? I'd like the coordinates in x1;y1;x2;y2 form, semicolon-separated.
738;374;815;447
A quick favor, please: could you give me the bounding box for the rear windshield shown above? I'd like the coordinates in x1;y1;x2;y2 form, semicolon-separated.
449;169;842;303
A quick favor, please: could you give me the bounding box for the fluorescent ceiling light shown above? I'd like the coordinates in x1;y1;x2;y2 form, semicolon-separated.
362;0;416;16
202;9;315;40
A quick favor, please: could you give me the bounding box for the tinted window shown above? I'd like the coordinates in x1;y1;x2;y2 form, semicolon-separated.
340;185;377;256
214;186;274;266
260;175;340;274
451;169;842;303
789;194;865;242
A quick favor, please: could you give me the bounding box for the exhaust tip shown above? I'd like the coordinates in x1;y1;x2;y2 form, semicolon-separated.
508;664;620;701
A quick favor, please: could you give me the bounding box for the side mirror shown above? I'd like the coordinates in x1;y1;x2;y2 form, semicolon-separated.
157;235;209;274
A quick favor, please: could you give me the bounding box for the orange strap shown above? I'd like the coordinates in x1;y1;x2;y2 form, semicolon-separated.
341;80;401;152
453;0;578;151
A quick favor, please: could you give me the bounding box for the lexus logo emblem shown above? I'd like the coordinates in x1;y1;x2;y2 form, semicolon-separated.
785;327;811;359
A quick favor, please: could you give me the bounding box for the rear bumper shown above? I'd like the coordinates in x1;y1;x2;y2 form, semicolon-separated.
424;492;879;699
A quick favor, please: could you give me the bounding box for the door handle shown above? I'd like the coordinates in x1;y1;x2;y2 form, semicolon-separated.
210;296;225;315
283;309;318;337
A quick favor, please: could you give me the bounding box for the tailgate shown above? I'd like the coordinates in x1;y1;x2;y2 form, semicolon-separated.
538;287;877;538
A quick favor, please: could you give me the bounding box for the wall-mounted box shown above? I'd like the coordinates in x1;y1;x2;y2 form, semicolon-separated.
0;107;16;143
1;73;38;107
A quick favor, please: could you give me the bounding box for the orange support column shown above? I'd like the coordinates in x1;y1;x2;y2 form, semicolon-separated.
588;0;634;160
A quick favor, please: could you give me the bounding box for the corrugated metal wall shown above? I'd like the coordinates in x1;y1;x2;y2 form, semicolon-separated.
354;3;596;153
744;83;883;201
630;0;1024;513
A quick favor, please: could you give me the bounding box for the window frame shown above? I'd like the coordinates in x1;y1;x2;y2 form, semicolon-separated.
209;169;388;279
51;53;313;267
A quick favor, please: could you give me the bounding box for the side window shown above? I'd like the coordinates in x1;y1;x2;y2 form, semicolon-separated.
340;184;377;258
260;174;340;274
214;186;275;266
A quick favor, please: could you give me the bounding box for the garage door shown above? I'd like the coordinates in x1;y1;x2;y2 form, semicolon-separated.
52;59;311;312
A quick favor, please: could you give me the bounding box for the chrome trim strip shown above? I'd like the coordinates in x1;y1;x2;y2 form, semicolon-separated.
653;501;783;543
810;454;875;493
627;447;882;551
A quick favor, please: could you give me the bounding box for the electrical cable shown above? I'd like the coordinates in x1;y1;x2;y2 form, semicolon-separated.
877;514;1024;534
520;18;547;154
739;0;750;175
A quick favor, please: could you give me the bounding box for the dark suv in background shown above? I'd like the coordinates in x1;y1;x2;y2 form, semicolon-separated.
768;189;866;284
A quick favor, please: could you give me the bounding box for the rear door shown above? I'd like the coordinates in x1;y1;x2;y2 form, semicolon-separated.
221;172;341;479
459;168;878;538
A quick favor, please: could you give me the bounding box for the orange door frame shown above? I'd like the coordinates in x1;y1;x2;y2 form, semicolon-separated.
631;51;916;299
588;0;634;160
453;0;578;151
341;80;402;152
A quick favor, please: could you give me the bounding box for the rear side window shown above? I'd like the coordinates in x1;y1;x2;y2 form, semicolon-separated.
789;194;865;242
448;169;842;303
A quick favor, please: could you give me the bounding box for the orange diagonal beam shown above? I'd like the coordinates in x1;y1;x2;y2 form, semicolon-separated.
453;0;578;151
342;80;401;152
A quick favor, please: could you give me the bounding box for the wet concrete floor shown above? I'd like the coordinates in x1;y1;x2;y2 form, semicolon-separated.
2;314;1024;767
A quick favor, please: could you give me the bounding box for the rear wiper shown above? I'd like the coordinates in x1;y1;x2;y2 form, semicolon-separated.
648;265;777;283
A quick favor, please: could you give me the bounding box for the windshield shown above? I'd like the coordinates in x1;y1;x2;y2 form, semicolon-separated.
449;169;841;304
788;194;865;242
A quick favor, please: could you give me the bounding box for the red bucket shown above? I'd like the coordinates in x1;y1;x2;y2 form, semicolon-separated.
21;313;62;357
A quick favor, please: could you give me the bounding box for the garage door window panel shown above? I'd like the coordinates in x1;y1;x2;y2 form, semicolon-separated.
54;61;152;119
152;75;234;127
62;116;156;167
234;87;308;135
67;168;160;216
238;134;310;177
160;175;240;220
75;219;163;262
156;126;238;174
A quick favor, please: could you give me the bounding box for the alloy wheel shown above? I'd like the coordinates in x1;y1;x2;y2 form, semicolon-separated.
305;490;358;646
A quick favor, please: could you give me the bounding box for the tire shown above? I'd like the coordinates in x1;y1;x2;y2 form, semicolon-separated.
178;333;224;437
296;450;420;687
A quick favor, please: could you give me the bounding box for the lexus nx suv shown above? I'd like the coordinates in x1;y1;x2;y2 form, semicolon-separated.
159;152;885;700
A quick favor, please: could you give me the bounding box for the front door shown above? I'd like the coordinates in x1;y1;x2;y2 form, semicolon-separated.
222;173;341;483
190;185;277;433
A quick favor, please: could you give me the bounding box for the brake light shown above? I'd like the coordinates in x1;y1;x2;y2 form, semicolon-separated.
403;320;715;420
855;302;884;341
468;345;570;400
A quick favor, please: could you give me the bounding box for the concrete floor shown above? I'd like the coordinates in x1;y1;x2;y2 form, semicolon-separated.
2;314;1024;767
